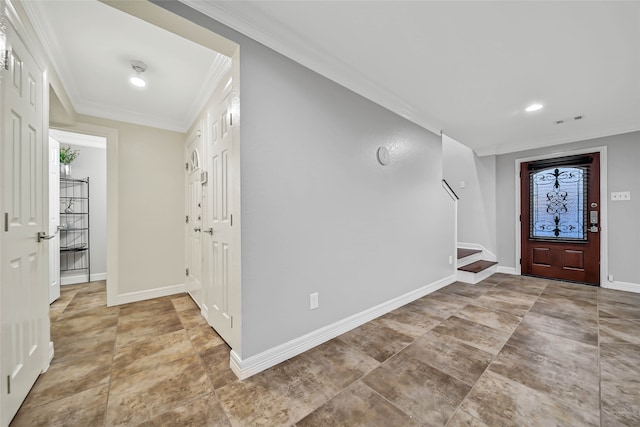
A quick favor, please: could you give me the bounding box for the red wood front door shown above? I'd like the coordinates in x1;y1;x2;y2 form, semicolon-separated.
521;153;600;285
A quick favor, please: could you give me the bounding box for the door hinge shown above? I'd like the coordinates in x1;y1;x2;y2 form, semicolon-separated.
185;215;189;224
230;316;233;328
3;50;8;71
7;375;10;394
230;214;233;226
185;162;189;171
4;212;8;232
519;214;521;222
230;113;233;126
519;259;522;265
186;268;189;276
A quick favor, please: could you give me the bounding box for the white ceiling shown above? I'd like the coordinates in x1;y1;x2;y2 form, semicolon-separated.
22;0;231;133
21;1;640;154
183;0;640;155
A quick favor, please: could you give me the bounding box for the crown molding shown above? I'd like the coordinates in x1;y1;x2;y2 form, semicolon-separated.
179;0;443;137
20;0;82;106
183;53;232;130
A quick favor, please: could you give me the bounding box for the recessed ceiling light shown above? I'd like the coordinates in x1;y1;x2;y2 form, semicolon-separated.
525;103;543;112
129;60;147;88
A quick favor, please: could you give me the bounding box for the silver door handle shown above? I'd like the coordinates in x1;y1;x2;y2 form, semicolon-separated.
37;230;58;242
204;228;214;235
194;227;201;232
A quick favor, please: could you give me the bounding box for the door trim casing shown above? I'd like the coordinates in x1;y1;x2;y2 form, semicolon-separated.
50;123;119;306
514;146;608;285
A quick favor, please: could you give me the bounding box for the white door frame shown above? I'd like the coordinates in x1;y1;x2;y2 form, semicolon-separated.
514;146;608;286
50;123;119;306
48;136;60;303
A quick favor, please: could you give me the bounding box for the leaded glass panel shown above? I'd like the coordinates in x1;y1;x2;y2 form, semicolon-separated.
530;166;586;240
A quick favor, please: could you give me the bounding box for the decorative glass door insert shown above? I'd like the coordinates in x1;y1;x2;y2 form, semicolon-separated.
530;166;587;241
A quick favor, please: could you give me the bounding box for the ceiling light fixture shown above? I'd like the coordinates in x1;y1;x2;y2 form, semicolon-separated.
129;60;147;88
525;103;543;112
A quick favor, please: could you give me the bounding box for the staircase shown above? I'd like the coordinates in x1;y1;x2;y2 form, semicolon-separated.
457;247;498;284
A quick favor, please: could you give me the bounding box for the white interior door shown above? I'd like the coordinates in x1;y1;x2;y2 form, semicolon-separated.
48;136;60;303
185;127;203;307
1;19;48;425
205;93;234;342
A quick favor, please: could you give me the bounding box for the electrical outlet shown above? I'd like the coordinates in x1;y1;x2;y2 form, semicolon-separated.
449;255;453;265
608;274;614;282
459;181;466;189
611;191;631;201
310;292;319;310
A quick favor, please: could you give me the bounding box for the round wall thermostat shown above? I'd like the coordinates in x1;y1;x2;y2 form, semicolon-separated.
377;146;390;165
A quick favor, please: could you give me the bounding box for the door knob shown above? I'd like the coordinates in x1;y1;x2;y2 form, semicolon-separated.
204;228;214;235
194;227;201;232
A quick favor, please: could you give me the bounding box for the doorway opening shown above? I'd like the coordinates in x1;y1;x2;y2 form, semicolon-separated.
48;129;107;304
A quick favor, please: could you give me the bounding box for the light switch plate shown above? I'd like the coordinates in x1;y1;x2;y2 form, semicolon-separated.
611;191;631;201
310;292;319;310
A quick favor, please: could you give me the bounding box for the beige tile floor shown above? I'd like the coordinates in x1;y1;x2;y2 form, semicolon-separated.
10;274;640;426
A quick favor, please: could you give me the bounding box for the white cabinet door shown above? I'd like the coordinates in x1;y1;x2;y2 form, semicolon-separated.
1;19;48;426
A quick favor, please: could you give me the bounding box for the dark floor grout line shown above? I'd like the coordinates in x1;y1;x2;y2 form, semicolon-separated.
442;278;548;426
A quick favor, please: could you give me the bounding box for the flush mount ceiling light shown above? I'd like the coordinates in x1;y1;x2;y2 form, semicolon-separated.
129;60;147;88
525;103;543;112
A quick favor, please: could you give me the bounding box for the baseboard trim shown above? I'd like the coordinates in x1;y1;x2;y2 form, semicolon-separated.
61;274;89;286
90;272;107;282
200;303;210;322
47;341;54;370
497;266;517;275
229;274;457;380
116;283;185;305
602;280;640;294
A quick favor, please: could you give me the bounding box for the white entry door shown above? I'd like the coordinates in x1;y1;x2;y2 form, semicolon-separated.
1;19;48;425
48;136;60;303
204;93;234;342
185;127;203;307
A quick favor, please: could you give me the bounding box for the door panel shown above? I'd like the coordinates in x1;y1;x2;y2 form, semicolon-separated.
204;94;233;342
521;153;600;284
185;128;203;307
1;20;47;425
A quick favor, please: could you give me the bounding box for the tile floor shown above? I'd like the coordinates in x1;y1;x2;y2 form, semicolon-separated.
10;274;640;426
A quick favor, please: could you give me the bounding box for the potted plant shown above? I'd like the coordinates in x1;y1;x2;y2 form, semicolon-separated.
59;145;79;177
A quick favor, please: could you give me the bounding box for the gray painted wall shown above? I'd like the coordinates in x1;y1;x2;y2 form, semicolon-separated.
443;135;497;253
496;131;640;284
157;1;456;359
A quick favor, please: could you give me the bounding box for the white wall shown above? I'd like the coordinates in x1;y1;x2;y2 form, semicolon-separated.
156;1;456;360
496;131;640;286
60;143;106;282
443;134;497;253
